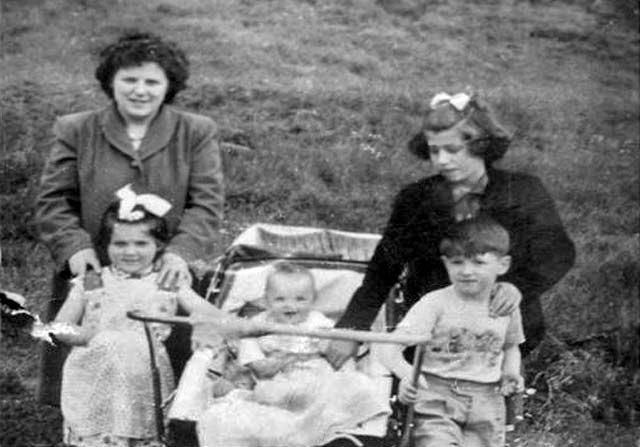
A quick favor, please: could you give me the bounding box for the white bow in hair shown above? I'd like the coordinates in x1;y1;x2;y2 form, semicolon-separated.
115;184;172;221
430;92;471;111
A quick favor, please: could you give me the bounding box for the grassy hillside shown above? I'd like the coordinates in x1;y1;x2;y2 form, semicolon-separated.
1;0;638;445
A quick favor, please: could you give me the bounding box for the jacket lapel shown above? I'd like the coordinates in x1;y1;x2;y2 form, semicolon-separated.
138;105;177;160
99;104;135;159
99;104;177;161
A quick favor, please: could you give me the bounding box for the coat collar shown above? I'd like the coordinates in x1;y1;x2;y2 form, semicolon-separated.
482;167;518;211
99;103;178;160
421;167;517;214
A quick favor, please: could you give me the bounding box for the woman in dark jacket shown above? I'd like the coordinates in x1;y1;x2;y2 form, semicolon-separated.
35;31;224;407
326;92;575;367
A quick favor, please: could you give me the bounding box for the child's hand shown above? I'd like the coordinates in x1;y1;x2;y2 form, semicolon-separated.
325;340;359;370
489;282;521;318
500;373;524;396
398;374;428;405
272;352;298;370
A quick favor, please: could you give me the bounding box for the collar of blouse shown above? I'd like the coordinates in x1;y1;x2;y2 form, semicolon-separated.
450;172;489;202
108;265;155;280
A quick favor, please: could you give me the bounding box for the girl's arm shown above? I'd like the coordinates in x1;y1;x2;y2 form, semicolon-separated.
53;284;92;346
177;287;228;349
335;184;423;331
176;286;225;318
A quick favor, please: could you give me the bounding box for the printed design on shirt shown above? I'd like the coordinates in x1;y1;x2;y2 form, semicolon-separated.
427;326;503;366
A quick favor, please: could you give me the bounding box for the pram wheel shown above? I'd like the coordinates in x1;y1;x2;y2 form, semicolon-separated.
167;419;198;447
321;435;385;447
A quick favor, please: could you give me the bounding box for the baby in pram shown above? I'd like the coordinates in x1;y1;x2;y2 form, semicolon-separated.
196;260;390;447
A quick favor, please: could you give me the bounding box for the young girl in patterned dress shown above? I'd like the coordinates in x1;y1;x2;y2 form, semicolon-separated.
53;185;223;447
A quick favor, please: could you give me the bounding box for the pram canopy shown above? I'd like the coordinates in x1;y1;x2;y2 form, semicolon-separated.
207;223;384;325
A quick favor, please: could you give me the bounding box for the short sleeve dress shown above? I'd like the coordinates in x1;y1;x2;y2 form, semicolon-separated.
61;267;179;446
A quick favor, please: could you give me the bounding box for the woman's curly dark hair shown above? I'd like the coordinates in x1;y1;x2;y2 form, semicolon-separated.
95;31;189;104
408;94;511;165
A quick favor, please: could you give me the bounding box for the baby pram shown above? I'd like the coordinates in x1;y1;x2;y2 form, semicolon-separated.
128;223;427;447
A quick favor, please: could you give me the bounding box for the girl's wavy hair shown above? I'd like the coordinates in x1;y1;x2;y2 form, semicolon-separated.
96;201;170;262
408;94;511;165
95;31;189;104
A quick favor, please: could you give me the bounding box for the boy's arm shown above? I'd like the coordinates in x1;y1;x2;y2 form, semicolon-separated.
501;343;524;395
379;342;415;380
379;340;429;405
501;307;525;395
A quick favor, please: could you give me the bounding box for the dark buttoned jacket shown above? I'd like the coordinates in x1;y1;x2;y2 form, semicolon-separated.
337;167;575;355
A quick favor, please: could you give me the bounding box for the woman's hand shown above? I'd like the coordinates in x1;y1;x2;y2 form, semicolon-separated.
489;282;521;318
68;248;101;277
398;374;428;405
156;252;191;290
324;339;359;370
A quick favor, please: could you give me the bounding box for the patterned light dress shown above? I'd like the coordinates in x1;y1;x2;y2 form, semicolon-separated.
61;267;180;447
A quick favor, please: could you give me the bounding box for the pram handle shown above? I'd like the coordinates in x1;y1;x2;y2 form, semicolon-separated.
127;310;431;346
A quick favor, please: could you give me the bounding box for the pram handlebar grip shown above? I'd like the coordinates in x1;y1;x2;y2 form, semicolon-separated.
126;310;431;346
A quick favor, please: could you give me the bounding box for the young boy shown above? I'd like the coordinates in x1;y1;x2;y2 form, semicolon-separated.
380;216;525;447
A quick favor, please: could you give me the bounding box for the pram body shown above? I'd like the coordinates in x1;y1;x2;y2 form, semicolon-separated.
130;223;420;447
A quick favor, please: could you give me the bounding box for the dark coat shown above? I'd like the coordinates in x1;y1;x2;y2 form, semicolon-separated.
35;104;224;406
336;167;575;356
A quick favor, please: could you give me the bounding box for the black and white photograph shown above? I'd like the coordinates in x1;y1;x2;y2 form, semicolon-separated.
1;0;638;446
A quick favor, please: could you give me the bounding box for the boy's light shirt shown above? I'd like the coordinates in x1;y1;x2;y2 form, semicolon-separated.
396;285;525;383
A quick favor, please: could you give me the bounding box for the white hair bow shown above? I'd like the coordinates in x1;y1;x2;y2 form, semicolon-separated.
430;92;471;111
115;184;172;221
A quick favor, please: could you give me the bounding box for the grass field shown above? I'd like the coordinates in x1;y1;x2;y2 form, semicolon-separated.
1;0;639;445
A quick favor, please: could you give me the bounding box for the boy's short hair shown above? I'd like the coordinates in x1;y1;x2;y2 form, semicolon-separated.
265;260;317;299
439;216;510;257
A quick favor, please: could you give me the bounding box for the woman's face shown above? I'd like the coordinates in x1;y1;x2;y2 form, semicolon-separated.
112;62;169;123
426;128;486;184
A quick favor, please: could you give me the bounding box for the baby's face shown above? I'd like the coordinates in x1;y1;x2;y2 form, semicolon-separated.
264;272;315;324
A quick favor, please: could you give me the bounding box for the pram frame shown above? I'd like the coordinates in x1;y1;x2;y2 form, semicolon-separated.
129;223;421;446
128;310;428;447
